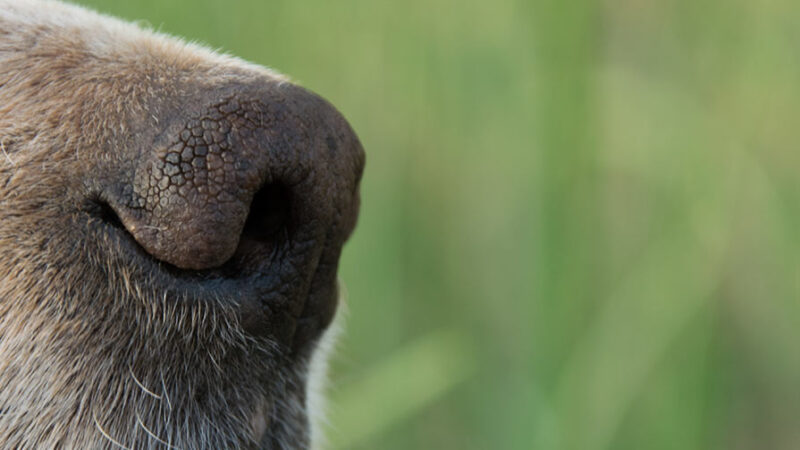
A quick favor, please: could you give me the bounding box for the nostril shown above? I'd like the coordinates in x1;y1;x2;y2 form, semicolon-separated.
242;183;292;242
87;198;125;230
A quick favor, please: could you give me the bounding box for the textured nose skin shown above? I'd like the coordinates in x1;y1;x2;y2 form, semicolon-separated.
125;97;268;270
113;83;363;271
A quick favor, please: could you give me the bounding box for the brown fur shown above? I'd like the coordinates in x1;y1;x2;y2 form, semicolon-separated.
0;1;364;448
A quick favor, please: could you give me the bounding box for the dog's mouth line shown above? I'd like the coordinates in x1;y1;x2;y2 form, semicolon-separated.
84;197;266;281
81;198;328;335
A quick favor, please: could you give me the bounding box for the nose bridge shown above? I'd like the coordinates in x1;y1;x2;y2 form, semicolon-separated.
120;88;331;271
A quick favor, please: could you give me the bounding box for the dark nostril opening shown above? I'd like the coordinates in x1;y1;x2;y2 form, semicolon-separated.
243;183;292;242
88;198;125;230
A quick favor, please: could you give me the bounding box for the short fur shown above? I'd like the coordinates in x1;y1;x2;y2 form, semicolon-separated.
0;1;364;448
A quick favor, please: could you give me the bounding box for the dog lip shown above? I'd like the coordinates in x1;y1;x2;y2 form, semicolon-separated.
83;205;322;346
85;197;279;282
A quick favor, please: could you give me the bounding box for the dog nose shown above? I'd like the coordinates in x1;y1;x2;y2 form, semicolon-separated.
111;83;364;271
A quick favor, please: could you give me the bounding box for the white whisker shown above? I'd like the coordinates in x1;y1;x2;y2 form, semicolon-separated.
92;412;131;450
136;411;179;449
129;364;162;400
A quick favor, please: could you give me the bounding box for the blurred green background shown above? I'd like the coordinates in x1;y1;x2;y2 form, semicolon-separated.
77;0;800;448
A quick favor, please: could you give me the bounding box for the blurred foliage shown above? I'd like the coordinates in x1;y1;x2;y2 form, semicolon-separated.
77;0;800;448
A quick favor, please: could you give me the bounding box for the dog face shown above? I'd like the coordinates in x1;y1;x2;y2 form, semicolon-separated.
0;1;364;448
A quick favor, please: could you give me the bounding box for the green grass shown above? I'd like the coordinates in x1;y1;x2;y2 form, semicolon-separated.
76;0;800;448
